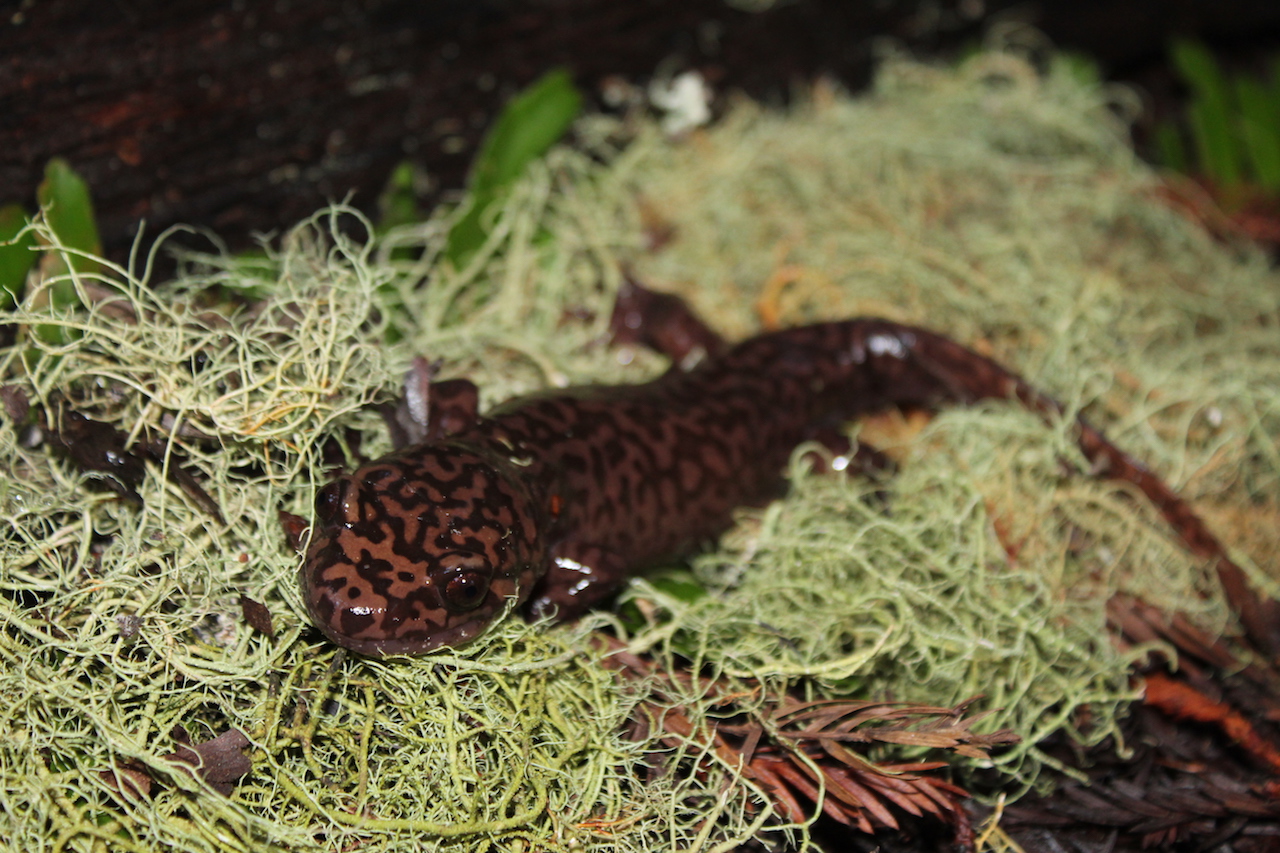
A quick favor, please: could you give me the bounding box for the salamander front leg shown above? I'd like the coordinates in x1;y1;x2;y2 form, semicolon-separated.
525;544;631;622
609;273;726;367
383;356;481;447
279;510;309;553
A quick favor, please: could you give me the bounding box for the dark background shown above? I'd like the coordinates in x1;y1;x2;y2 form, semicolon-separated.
3;0;1280;259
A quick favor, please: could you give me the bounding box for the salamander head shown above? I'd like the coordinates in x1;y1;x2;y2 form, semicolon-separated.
299;445;544;656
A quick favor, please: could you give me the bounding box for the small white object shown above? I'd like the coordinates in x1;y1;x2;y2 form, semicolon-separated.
867;330;911;358
648;71;712;136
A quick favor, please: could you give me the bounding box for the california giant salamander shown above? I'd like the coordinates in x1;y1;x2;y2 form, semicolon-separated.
288;280;1279;657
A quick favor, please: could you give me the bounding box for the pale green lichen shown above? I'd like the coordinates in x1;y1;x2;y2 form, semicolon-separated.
1;46;1278;852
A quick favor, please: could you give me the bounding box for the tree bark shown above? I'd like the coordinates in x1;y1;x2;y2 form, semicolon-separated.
4;0;1279;260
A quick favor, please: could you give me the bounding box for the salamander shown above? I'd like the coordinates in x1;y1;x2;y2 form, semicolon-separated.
286;279;1279;657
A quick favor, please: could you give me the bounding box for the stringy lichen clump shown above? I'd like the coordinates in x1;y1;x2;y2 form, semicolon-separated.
0;47;1277;852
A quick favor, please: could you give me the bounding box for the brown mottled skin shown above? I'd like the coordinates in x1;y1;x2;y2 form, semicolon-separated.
290;280;1279;658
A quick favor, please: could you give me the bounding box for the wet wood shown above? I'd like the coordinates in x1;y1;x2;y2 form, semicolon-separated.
5;1;1280;260
1;0;921;259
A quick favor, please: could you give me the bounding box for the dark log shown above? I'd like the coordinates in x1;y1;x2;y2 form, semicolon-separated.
3;0;1279;260
0;0;950;260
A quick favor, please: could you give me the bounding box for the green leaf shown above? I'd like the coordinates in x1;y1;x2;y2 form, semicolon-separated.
1170;40;1242;187
376;161;427;233
616;568;707;635
1153;122;1189;174
1235;73;1280;191
646;570;708;605
1052;52;1102;88
1271;57;1280;120
0;204;34;309
445;68;583;267
217;250;279;301
37;158;102;277
470;69;583;194
34;159;102;343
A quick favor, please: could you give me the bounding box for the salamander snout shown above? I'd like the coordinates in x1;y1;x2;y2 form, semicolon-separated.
298;448;543;656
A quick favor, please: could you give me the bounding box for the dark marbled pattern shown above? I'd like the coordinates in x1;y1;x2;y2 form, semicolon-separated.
299;318;1046;656
295;285;1277;658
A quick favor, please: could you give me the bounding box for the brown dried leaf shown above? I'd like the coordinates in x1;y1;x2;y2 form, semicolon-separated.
819;737;885;773
747;758;810;825
821;766;900;830
859;772;938;816
1144;672;1280;774
239;594;275;638
871;730;968;748
163;727;251;796
593;634;980;846
99;761;153;802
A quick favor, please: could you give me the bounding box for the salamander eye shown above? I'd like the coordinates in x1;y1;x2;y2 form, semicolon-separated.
437;551;493;612
314;482;344;520
444;571;490;612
